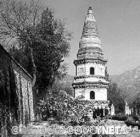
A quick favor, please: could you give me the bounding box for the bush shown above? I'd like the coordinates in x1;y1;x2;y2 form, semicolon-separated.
125;115;140;129
111;114;127;121
125;120;140;129
132;115;140;121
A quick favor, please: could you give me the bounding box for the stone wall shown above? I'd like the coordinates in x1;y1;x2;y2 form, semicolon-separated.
12;55;35;124
0;45;34;124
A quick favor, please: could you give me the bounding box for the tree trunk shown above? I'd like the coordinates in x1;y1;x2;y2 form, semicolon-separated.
30;48;36;87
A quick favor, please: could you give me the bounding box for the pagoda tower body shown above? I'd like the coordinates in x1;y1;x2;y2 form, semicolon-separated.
73;7;109;113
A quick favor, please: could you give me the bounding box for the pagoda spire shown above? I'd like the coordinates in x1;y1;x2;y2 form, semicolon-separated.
85;6;96;22
72;6;109;119
81;6;98;38
79;6;101;50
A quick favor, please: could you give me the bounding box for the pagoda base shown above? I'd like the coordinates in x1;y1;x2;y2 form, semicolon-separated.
76;100;110;120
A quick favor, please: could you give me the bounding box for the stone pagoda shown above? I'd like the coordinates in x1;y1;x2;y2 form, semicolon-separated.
72;7;109;118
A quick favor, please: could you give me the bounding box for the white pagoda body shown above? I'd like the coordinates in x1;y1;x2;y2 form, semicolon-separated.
72;7;109;118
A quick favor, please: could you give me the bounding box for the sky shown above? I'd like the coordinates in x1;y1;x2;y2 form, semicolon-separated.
43;0;140;76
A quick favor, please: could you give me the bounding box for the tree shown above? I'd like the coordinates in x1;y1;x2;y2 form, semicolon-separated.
0;0;71;99
108;82;125;114
131;93;140;115
51;77;74;96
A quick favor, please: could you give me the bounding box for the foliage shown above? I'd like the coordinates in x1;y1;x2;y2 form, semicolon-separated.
51;76;74;96
36;92;110;137
0;0;71;135
36;90;109;129
108;82;125;114
111;114;127;121
37;90;77;122
0;103;19;137
37;91;94;123
131;93;140;115
125;118;140;128
0;0;71;98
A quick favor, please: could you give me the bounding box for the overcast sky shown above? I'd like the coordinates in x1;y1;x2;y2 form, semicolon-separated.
43;0;140;76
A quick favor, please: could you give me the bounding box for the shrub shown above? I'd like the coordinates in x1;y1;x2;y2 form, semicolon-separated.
111;114;127;121
125;120;140;128
132;115;140;121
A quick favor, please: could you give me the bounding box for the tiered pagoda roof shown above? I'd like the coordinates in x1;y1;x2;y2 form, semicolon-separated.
74;7;107;65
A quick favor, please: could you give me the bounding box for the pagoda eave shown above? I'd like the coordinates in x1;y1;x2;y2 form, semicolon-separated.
72;81;109;89
78;46;103;53
74;58;107;65
74;75;108;80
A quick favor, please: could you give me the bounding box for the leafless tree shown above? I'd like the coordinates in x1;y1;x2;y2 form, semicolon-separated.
0;0;43;87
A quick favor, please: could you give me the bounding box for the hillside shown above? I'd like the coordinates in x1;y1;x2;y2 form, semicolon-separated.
111;66;140;104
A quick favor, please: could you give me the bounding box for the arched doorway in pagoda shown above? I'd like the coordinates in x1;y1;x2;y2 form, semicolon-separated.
90;91;95;99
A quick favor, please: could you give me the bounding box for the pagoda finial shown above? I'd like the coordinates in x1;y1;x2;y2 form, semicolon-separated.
87;6;93;14
81;6;98;38
88;6;92;10
79;6;101;49
85;6;96;22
